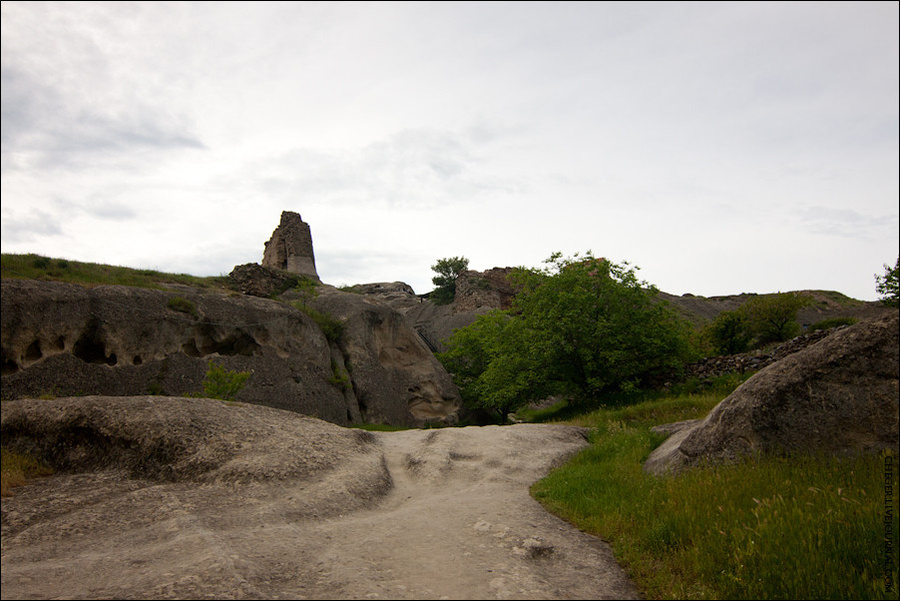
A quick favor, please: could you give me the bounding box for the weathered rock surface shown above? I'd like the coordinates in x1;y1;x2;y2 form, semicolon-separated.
645;311;900;475
1;278;461;427
0;396;385;490
261;211;319;280
307;285;462;425
228;262;304;298
0;396;638;600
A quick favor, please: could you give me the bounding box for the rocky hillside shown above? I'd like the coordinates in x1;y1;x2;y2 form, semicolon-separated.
2;211;891;428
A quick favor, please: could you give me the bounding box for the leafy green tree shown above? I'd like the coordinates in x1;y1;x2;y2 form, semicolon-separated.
707;309;753;355
739;292;811;344
430;256;469;305
875;258;899;307
438;252;695;418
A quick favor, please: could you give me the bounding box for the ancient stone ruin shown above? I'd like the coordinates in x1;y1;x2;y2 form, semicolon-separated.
262;211;319;281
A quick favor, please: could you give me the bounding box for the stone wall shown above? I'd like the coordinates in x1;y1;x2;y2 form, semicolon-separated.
686;327;845;381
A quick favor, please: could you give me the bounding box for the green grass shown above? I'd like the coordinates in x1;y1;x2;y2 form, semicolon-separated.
531;384;899;599
1;253;229;290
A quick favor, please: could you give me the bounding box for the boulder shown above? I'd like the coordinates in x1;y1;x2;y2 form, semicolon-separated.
644;311;899;475
228;262;305;298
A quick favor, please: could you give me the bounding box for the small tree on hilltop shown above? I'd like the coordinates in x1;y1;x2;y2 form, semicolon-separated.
875;258;899;308
430;256;469;305
739;292;811;345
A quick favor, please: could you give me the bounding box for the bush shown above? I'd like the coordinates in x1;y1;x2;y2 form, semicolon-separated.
197;361;250;402
707;310;753;355
808;317;857;331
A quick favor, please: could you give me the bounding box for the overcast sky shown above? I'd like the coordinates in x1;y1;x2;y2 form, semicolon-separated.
2;1;898;300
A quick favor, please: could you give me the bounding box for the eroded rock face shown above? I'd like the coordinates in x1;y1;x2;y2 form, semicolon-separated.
262;211;319;280
310;286;462;426
1;279;350;423
645;312;900;475
2;277;462;427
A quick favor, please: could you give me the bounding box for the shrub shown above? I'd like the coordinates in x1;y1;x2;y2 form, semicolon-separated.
197;361;250;402
808;317;858;331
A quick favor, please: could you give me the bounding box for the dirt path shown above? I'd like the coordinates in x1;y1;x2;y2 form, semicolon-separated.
2;423;639;600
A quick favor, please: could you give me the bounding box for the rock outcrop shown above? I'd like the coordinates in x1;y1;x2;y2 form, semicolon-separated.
1;278;461;427
1;395;386;490
228;262;306;298
644;311;899;475
306;286;461;425
261;211;319;280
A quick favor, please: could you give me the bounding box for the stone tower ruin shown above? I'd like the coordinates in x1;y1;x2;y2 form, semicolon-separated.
261;211;319;281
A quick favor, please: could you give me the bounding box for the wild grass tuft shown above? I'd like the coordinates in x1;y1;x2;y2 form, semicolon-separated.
1;447;54;497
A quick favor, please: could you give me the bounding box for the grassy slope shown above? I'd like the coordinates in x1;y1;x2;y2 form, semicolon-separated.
530;378;899;600
1;253;229;290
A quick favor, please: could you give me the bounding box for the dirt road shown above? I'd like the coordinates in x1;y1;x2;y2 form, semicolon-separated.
2;401;639;600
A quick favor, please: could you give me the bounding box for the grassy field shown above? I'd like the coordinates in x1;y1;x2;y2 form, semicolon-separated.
530;378;899;600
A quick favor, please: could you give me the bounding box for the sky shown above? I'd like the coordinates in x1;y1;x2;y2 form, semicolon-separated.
2;1;898;300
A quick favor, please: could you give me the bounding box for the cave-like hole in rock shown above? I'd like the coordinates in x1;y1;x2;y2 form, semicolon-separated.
25;340;43;362
133;355;143;366
73;323;116;365
182;340;202;357
2;357;19;376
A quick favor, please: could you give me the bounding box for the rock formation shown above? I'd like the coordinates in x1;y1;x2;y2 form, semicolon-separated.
1;278;462;427
262;211;319;280
306;285;461;425
1;395;386;490
644;311;899;475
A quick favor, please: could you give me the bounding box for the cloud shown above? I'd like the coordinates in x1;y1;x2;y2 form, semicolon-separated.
237;127;520;211
0;4;205;175
0;208;64;244
796;206;900;240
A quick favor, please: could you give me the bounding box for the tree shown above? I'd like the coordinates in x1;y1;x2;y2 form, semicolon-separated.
438;252;695;419
430;256;469;305
707;309;753;355
739;292;811;344
875;258;899;307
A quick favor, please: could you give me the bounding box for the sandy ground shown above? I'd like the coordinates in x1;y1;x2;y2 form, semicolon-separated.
2;423;639;600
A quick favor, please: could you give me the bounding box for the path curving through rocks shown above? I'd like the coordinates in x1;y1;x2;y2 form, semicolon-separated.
1;398;639;600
